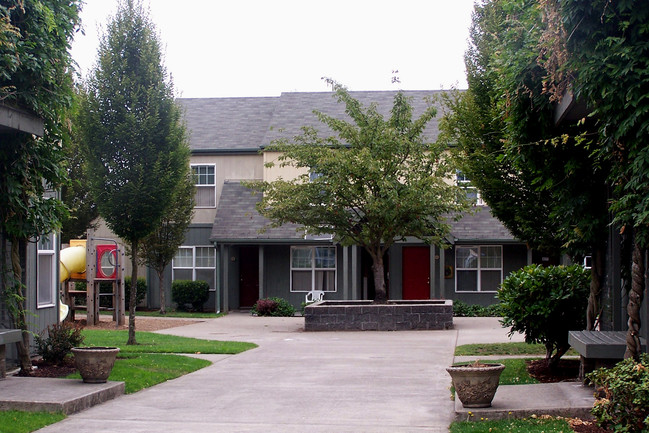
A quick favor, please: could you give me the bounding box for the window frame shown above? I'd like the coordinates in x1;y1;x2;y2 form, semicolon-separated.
290;245;337;292
172;245;216;291
456;170;484;206
191;163;216;208
37;233;57;309
454;245;503;293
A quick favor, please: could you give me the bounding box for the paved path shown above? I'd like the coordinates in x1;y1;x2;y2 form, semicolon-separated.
37;314;524;433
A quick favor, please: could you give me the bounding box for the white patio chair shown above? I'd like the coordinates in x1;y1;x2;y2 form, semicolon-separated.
305;290;325;303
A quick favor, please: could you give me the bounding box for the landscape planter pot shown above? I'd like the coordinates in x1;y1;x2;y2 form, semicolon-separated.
446;363;505;408
71;346;120;383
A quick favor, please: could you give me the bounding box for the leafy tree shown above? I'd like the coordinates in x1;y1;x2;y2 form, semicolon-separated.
60;88;99;242
557;0;649;360
250;80;467;303
138;171;194;314
0;0;82;374
439;0;609;330
80;0;189;344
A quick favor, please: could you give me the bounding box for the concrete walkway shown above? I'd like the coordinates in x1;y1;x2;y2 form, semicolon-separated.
26;314;594;432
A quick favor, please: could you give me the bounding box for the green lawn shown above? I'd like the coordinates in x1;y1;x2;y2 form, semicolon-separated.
66;353;211;394
81;329;257;354
0;411;66;433
450;416;572;432
455;342;578;357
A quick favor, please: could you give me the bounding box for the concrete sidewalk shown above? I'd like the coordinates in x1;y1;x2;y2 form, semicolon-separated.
13;314;595;432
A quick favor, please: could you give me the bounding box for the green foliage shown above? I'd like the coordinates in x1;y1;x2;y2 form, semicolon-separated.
251;297;296;317
35;322;84;365
0;410;66;433
171;280;210;312
249;80;467;302
453;300;502;317
498;264;589;366
588;354;649;433
450;416;571;433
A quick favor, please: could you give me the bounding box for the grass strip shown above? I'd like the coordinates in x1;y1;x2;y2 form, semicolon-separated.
455;342;577;357
451;358;539;385
0;410;66;433
134;310;225;319
66;353;211;394
81;329;257;354
449;416;571;432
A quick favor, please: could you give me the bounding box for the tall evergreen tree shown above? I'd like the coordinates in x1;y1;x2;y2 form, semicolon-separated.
80;0;189;344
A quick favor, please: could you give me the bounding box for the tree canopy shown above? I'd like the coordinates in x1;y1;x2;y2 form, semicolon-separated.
80;0;189;344
250;80;467;302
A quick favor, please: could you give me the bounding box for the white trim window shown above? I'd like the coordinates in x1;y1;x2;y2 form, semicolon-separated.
290;246;336;292
192;164;216;208
37;234;57;308
456;170;484;206
172;246;216;290
455;245;502;292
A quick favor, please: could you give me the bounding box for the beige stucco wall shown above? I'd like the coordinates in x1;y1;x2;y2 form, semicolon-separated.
191;153;264;224
263;151;309;183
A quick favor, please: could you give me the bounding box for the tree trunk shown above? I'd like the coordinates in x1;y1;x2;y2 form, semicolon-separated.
10;238;33;374
371;251;387;304
587;246;604;330
127;240;138;345
625;242;644;361
157;269;166;315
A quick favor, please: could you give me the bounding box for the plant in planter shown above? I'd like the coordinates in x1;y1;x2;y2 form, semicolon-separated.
71;346;120;383
446;361;505;408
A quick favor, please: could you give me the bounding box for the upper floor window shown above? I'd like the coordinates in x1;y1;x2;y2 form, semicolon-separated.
456;170;484;206
192;164;216;208
37;234;57;308
455;245;502;292
290;246;336;292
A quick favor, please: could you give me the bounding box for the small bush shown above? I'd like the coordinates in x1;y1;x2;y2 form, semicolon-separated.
498;264;589;367
251;297;295;317
588;354;649;433
171;280;210;311
453;300;503;317
35;322;85;365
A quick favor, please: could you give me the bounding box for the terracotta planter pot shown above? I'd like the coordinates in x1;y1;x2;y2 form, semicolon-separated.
446;363;505;408
71;346;120;383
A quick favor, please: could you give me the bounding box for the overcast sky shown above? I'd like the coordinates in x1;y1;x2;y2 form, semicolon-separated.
70;0;475;98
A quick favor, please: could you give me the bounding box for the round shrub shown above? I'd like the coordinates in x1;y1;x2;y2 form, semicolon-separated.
498;264;589;367
251;297;295;317
172;280;210;311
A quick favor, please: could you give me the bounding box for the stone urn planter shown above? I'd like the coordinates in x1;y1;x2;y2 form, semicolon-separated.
446;362;505;408
71;346;120;383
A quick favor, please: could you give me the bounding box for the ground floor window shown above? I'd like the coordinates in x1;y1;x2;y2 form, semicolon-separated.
37;234;57;308
172;246;216;290
455;245;502;292
290;246;336;292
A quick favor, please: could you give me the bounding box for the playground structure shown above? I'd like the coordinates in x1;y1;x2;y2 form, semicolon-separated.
59;231;126;326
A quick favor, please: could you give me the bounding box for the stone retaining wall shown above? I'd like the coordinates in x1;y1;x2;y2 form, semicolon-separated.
304;300;453;331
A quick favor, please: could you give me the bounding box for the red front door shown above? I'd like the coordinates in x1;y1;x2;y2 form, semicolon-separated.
402;246;430;300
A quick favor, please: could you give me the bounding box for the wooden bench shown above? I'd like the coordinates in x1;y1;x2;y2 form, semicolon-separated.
568;330;647;380
0;329;22;379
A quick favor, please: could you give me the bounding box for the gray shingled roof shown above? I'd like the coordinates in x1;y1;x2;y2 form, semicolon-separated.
178;97;277;151
212;181;517;243
261;90;444;147
178;90;444;151
211;181;307;242
448;207;517;243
